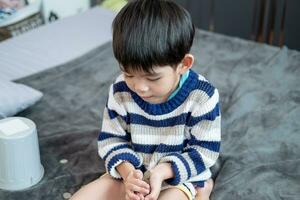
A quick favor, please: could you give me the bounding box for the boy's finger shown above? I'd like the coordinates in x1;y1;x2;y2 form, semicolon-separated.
133;179;150;190
127;191;140;200
137;192;145;200
130;184;150;195
144;186;160;200
133;170;144;179
145;194;156;200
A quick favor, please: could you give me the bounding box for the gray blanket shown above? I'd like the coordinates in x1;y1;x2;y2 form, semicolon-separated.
1;30;299;199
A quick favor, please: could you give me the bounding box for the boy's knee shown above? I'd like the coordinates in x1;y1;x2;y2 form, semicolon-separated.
70;175;124;200
159;188;189;200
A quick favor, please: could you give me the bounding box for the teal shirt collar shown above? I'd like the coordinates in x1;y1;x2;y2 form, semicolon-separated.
168;70;190;100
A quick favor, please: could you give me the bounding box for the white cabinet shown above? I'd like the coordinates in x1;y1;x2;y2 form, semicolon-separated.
42;0;90;23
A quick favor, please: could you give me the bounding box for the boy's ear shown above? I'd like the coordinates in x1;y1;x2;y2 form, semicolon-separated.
178;54;194;74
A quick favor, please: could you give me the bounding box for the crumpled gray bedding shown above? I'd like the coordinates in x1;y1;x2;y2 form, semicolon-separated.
0;29;299;199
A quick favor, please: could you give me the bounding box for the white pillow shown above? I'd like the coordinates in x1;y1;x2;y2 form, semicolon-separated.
0;80;43;118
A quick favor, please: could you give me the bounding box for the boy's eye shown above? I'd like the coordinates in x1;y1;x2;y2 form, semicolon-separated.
147;77;161;81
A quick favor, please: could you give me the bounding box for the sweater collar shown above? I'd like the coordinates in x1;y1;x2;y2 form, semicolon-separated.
129;70;198;115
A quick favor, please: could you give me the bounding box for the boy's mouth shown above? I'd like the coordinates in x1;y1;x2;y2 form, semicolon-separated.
141;96;152;99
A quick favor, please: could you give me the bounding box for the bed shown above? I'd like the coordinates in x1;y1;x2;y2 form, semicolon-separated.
0;8;299;200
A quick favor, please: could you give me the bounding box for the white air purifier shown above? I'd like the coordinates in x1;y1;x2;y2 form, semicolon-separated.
0;117;44;191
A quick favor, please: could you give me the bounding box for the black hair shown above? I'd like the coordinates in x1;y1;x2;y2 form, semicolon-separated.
112;0;195;73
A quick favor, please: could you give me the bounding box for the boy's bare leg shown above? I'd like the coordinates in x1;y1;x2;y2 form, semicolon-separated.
194;179;214;200
70;174;125;200
158;188;189;200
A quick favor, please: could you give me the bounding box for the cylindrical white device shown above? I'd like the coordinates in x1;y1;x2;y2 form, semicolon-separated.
0;117;44;191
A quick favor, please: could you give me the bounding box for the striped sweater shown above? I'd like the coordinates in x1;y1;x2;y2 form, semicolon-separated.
98;70;221;186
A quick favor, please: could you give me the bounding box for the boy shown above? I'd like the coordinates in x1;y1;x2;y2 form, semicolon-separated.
71;0;220;200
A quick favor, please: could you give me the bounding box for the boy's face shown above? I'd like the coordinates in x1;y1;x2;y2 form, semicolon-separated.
123;65;182;104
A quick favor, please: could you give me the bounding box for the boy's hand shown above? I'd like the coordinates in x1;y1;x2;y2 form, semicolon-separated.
144;162;174;200
124;169;150;200
144;170;164;200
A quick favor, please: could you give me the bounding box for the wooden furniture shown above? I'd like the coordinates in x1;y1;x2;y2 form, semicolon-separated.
174;0;300;50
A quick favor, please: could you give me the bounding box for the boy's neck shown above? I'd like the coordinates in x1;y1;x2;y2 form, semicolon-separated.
167;70;190;101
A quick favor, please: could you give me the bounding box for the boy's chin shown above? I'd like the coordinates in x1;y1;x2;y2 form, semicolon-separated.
143;96;167;104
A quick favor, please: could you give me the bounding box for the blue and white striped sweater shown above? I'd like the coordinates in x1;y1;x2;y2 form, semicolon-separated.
98;70;221;186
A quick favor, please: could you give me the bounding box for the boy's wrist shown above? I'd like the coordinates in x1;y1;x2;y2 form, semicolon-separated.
116;161;136;180
150;162;174;181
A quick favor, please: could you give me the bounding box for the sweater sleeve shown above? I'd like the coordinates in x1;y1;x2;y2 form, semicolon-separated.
98;85;143;179
159;88;221;185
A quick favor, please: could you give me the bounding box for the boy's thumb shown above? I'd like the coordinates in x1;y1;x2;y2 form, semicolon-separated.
134;170;144;179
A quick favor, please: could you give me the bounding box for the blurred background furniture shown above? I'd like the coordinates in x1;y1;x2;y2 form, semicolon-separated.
0;0;43;40
41;0;90;23
174;0;300;50
1;0;299;50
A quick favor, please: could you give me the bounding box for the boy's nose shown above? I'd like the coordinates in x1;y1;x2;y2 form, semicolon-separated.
134;82;149;93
